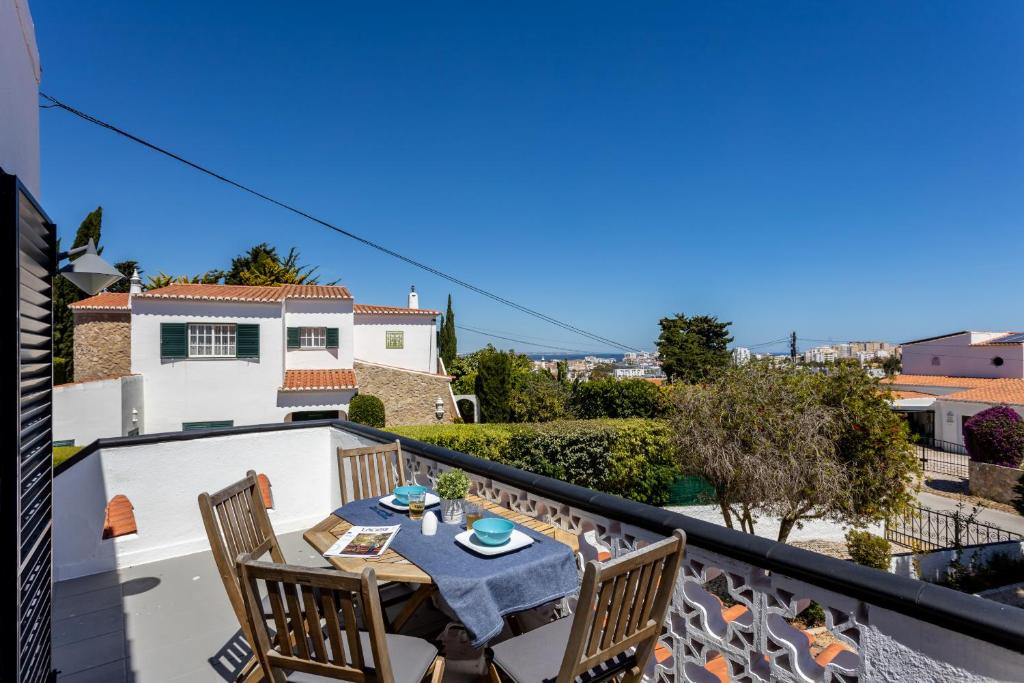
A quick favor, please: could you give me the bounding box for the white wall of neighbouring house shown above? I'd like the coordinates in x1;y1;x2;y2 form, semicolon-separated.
131;298;290;432
0;0;41;196
354;313;438;374
54;377;130;446
284;299;354;369
278;389;356;419
902;332;1024;379
52;425;378;579
934;399;1024;445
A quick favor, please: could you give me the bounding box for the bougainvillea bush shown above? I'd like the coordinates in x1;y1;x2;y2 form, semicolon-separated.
963;406;1024;468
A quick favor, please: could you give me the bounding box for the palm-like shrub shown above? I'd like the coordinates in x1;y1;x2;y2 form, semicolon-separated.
963;406;1024;468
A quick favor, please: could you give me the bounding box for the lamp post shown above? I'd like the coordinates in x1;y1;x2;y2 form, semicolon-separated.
58;238;123;295
434;397;445;421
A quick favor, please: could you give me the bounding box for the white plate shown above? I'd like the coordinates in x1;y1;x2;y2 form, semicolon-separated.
454;528;534;556
379;493;440;511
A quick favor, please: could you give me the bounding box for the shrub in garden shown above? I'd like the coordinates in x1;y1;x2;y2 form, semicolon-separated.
349;394;385;428
392;419;679;505
569;379;669;419
963;406;1024;468
846;530;892;571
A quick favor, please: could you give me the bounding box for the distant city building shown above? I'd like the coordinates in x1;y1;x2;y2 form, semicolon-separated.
804;346;837;364
731;347;751;365
613;366;645;379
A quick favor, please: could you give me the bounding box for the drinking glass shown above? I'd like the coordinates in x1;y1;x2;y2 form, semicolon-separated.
408;490;426;520
464;502;482;530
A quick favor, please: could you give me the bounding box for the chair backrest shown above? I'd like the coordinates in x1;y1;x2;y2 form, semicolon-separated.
238;559;396;683
198;471;285;645
557;529;686;683
337;440;407;504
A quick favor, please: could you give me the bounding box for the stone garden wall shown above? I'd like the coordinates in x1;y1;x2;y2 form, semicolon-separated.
72;310;132;382
354;360;456;426
969;460;1024;505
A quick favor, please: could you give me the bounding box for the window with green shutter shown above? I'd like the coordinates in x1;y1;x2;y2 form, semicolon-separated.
325;328;339;348
385;330;404;349
236;324;260;359
287;327;300;349
160;323;188;359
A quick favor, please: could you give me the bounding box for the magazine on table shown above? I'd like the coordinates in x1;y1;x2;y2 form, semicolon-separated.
324;525;400;558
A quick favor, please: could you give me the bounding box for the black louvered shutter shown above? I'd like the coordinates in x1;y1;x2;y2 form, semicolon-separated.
4;172;57;683
325;328;339;348
160;323;188;358
286;327;300;349
236;324;260;359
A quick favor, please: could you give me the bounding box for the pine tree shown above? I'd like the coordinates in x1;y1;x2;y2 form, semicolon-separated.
438;294;457;369
53;207;104;381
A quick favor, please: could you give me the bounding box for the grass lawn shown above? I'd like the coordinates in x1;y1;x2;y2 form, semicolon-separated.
53;445;83;467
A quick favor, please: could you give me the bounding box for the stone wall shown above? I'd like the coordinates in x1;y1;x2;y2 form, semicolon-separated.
354;360;456;426
73;311;131;382
969;460;1024;505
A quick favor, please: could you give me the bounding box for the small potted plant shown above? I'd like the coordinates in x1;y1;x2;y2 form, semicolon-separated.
435;468;471;524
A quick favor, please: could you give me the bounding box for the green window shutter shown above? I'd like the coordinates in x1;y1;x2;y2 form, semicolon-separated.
325;328;339;348
287;327;300;349
161;323;188;359
236;324;260;359
182;420;234;431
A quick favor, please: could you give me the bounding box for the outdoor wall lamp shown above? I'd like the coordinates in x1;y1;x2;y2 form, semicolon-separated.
58;238;123;295
435;397;445;421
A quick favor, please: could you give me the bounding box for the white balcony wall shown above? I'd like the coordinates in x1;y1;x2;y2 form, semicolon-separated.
284;299;354;369
354;313;438;374
53;425;378;580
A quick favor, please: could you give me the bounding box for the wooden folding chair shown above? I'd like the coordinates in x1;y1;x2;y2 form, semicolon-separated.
199;471;289;683
488;529;685;683
337;440;408;505
238;559;445;683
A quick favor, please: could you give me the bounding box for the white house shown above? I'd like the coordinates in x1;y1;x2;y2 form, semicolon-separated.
884;331;1024;445
56;280;456;443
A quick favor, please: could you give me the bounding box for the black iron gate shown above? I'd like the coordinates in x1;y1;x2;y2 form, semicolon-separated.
2;171;57;683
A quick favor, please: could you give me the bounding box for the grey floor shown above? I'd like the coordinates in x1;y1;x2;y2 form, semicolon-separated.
53;532;486;682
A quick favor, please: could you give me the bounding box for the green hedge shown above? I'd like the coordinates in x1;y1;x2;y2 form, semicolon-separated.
349;394;386;428
53;445;82;468
392;419;679;505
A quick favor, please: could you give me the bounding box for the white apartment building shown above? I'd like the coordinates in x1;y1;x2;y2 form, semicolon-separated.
804;346;837;364
613;366;646;378
731;347;751;365
56;279;455;444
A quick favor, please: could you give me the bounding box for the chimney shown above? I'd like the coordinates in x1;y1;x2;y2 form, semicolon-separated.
407;285;418;309
129;268;143;295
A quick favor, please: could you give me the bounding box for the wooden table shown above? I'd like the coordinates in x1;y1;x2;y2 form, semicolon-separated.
304;494;579;630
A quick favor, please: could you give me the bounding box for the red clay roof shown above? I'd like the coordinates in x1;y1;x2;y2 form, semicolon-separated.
939;380;1024;406
889;390;935;400
354;303;440;316
69;292;130;310
280;369;358;392
136;283;353;303
881;374;999;388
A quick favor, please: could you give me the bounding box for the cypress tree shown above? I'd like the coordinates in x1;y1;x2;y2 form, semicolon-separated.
474;347;512;423
439;294;457;369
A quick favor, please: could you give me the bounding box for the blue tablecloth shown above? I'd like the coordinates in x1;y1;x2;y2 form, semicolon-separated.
334;496;579;647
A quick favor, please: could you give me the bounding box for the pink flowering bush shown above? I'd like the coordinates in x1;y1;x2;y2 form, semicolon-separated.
963;406;1024;468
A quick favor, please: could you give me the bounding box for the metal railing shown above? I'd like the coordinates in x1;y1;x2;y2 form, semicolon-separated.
916;437;970;478
885;504;1023;551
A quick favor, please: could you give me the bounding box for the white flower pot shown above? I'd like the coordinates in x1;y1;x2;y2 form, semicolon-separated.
440;498;465;525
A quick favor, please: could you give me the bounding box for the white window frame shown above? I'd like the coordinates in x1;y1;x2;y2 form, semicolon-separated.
299;326;327;349
188;323;237;358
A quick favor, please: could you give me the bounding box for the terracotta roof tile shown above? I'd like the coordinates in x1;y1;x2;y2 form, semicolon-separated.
103;495;137;539
881;374;999;388
69;292;130;310
354;303;440;316
939;380;1024;406
889;390;936;400
281;369;358;392
136;283;353;303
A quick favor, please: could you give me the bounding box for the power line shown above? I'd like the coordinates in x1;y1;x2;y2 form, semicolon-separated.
39;92;641;353
456;325;592;354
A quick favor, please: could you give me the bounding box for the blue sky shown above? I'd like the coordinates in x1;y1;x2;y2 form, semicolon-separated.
33;2;1024;354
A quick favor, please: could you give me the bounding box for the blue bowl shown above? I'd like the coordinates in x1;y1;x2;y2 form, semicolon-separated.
393;485;426;505
472;517;515;546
